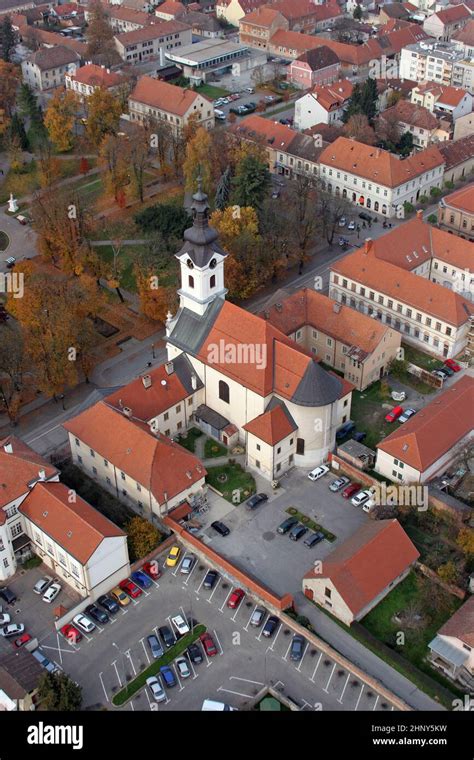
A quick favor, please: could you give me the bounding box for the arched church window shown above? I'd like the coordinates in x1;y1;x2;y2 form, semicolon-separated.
219;380;230;403
210;275;216;288
188;275;194;289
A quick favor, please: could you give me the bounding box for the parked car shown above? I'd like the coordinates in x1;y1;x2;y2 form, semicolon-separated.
437;364;454;377
329;476;350;492
147;634;164;659
308;464;329;481
444;359;461;372
200;631;218;656
6;256;16;268
14;633;32;648
0;587;17;605
32;648;57;673
289;524;308;541
336;422;356;441
160;665;177;688
33;576;53;595
0;613;10;625
187;642;203;664
353;431;367;442
399;408;417;423
158;625;175;649
303;531;325;548
166;545;181;567
85;604;109;624
277;516;298;534
72;613;96;634
146;675;166;703
109;586;130;607
250;607;266;627
262;615;279;638
363;498;377;514
351;489;372;507
203;569;219;589
244;87;254;93
176;656;191;679
142;561;161;580
119;579;142;599
227;588;245;609
385;405;404;423
338;217;346;227
42;582;61;604
16;215;30;225
210;520;230;537
290;634;305;661
171;614;190;636
358;212;374;222
342;482;360;499
98;594;120;614
347;220;356;230
271;189;280;199
246;493;268;510
131;570;153;589
180;554;196;574
60;623;82;644
0;623;25;637
432;370;446;381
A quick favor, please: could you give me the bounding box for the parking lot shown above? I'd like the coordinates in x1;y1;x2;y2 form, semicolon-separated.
17;542;399;713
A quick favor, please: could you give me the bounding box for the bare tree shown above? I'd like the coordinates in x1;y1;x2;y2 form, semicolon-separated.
315;181;352;245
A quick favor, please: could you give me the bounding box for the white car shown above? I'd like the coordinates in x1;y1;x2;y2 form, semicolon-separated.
170;614;190;636
0;613;11;625
338;217;346;227
308;465;329;482
34;576;53;595
399;408;417;423
347;220;356;230
175;656;191;679
42;582;61;603
0;623;24;637
362;498;376;513
351;489;372;507
146;675;166;703
72;613;96;634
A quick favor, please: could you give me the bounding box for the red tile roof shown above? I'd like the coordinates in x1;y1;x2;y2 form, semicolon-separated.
69;63;124;88
63;403;206;504
0;437;58;512
155;0;186;16
431;4;471;24
303;519;419;618
310;78;353;112
129;75;210;115
437;134;474;171
115;18;190;44
319;137;444;188
105;364;193;421
452;17;474;45
382;99;439;131
441;182;474;215
271;0;341;22
230;113;296;150
438;596;474;648
242;6;284;25
243;403;297;445
377;375;474;472
19;482;125;565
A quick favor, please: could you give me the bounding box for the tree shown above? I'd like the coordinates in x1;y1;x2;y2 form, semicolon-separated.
0;15;16;62
37;672;82;711
17;82;48;150
398;131;413;157
86;0;118;67
314;181;352;245
214;165;232;211
375;108;401;149
344;78;378;124
258;197;294;280
9;112;28;151
0;61;19;120
183;126;213;194
0;322;28;425
353;2;362;20
44;88;77;152
85;87;122;149
31;187;92;272
285;175;320;261
126;516;161;561
343;113;376;145
147;116;171;170
232;153;270;210
99;133;130;203
135;201;190;243
437;561;460;585
209;206;262;298
386;90;403;109
457;527;474;557
128;124;150;202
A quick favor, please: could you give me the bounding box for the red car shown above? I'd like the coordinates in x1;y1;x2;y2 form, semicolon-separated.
385;405;403;423
444;359;461;372
142;560;161;580
119;579;143;599
342;483;360;500
60;624;83;645
200;632;218;657
227;588;245;609
14;633;32;648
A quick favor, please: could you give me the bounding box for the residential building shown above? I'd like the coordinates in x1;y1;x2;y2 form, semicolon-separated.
114;19;192;63
0;0;35;14
21;45;81;91
318;136;445;217
215;0;268;27
0;649;43;712
452;17;474;56
438;133;474;182
423;5;471;41
243;398;298;479
260;288;402;391
65;63;125;98
437;182;474;241
19;481;130;600
453;109;474;137
154;0;186;19
269;0;341;34
375;376;474;483
287;45;340;90
329;229;474;358
377;99;450;149
294;79;353;128
302;520;420;625
399;40;474;91
102;5;153;32
128;75;214;132
180;10;223;37
49;2;84;25
428;596;474;688
239;6;288;50
411;82;473;121
16;25;88;56
164;38;263;85
379;2;418;24
0;436;58;581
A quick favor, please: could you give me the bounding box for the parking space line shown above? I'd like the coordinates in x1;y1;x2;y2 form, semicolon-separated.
173;557;185;577
99;672;109;703
373;695;380;711
230;677;264;686
125;650;137;677
282;640;292;661
309;652;322;682
196;571;207;594
208;579;221;603
130;701;135;711
112;660;122;687
56;632;63;665
184;561;199;586
337;674;350;704
218;686;254;699
219;589;232;613
296;643;309;672
266;624;282;652
189;660;198;680
144;688;153;710
213;629;224;656
172;663;184;692
354;684;365;711
244;605;258;631
140;638;150;665
323;663;336;693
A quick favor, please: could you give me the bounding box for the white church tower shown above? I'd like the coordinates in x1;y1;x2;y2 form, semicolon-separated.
174;177;227;317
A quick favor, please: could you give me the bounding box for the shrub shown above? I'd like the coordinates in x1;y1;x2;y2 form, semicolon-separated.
403;201;414;214
429;186;442;198
125;515;162;561
444;180;454;190
427;214;437;224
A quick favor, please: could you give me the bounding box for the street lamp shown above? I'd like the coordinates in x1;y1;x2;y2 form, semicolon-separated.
151;342;155;359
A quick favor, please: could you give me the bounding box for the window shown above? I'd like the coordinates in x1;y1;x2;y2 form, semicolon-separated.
10;523;22;538
104;459;109;468
210;274;216;288
256;443;261;451
327;338;332;347
164;429;170;436
218;380;230;403
175;405;181;413
324;587;332;599
90;449;95;457
5;506;17;519
164;412;169;421
75;437;80;446
121;472;126;481
136;483;141;492
312;329;318;339
92;466;97;475
255;460;260;469
290;438;293;445
188;275;194;288
177;421;182;430
277;447;281;455
106;477;111;486
77;455;83;464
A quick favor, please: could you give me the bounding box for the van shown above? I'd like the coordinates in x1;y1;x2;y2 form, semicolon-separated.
201;699;237;711
214;109;226;120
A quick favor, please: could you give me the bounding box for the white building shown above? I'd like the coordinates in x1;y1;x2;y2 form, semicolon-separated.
399;40;473;91
429;596;474;688
21;45;81;91
410;82;473;120
114;19;192;63
128;76;215;133
294;79;353;129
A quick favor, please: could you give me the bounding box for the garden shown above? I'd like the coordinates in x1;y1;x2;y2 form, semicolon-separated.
285;506;336;542
205;462;256;503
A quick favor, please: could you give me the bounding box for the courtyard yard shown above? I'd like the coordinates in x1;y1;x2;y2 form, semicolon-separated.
206;462;256;503
350;381;399;450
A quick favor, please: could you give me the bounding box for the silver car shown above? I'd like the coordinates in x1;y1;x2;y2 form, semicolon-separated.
175;656;191;679
250;607;266;627
43;582;61;603
146;676;166;703
34;576;53;595
180;554;195;574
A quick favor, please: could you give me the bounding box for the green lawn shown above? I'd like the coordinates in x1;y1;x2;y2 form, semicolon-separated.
350;381;397;450
91;243;146;292
204;438;227;458
206;463;256;503
176;427;202;453
285;506;336;542
195;83;229;99
402;344;440;373
73;175;104;203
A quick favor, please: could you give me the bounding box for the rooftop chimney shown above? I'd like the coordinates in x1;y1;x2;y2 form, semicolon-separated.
416;209;423;219
364;238;373;254
333;302;341;314
3;443;12;454
142;374;152;389
191;374;197;391
123;406;132;417
165;361;174;375
38;469;46;481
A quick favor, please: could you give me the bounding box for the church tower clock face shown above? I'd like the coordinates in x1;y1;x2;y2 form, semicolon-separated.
187;258;194;269
209;258;217;269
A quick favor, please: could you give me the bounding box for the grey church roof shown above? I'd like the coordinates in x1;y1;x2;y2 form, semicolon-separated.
177;181;227;268
290;360;342;407
167;298;225;356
